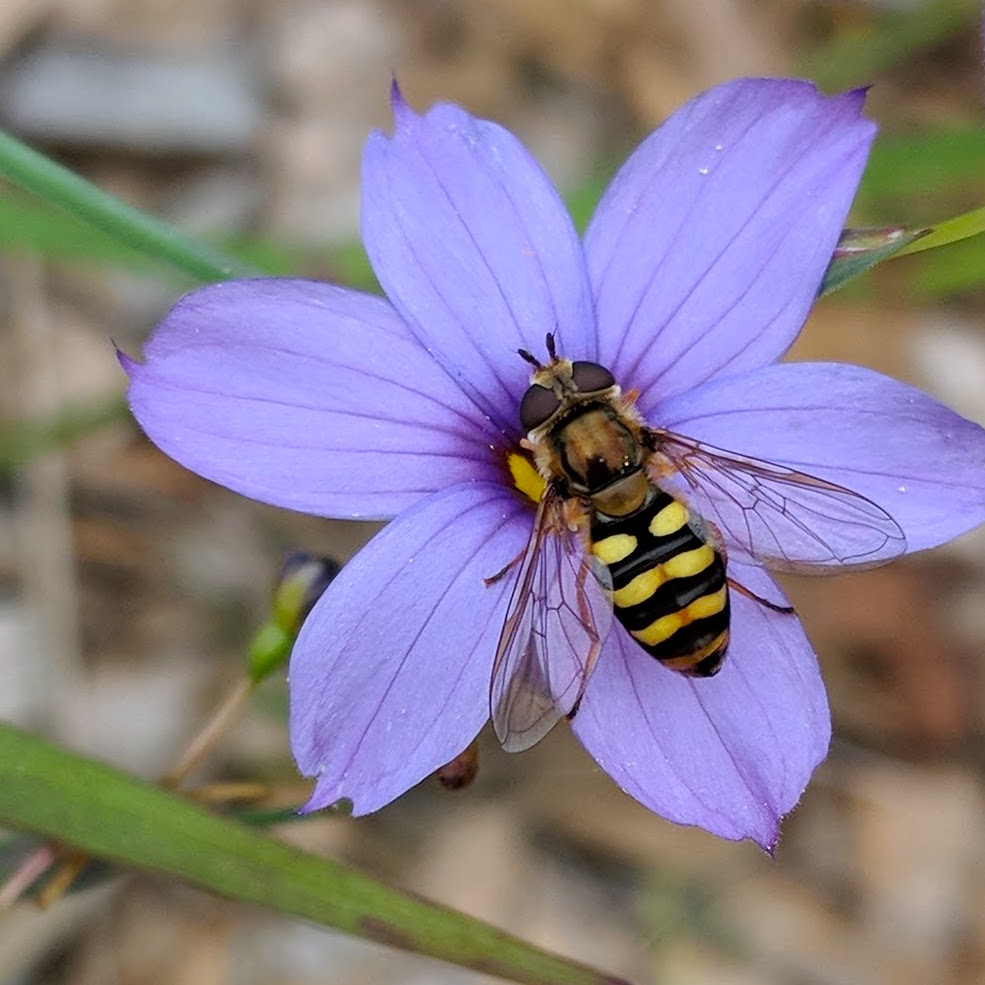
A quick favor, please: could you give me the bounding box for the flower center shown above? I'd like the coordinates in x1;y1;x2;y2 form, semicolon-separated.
508;452;545;505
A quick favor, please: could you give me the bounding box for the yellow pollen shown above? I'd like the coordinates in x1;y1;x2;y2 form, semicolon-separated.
508;453;546;505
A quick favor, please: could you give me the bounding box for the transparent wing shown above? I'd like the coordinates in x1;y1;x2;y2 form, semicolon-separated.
647;428;906;573
490;488;613;753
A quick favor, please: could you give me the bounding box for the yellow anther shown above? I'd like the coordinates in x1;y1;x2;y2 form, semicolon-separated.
508;453;546;505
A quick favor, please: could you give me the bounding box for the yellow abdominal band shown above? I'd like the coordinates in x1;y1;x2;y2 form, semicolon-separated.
633;585;728;646
611;544;714;608
592;534;637;565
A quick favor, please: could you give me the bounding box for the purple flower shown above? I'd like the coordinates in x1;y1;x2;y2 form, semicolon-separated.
123;79;985;850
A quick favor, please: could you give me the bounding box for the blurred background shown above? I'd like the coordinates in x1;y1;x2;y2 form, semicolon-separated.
1;0;985;983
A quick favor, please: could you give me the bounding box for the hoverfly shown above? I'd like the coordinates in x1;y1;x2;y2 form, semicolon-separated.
490;334;906;752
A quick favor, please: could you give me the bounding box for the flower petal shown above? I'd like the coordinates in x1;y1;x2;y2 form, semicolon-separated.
124;279;499;520
362;85;596;432
571;563;828;850
585;78;875;401
290;481;528;815
655;362;985;553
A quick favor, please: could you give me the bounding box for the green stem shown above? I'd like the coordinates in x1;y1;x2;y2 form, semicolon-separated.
0;129;261;283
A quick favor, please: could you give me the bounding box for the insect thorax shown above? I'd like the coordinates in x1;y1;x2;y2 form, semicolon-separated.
542;402;648;513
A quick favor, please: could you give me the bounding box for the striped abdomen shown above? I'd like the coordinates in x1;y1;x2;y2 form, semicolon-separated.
590;487;730;677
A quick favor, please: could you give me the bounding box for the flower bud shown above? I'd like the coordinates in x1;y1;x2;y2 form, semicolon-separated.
248;552;340;682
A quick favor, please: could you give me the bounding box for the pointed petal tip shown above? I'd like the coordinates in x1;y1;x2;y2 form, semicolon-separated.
297;785;321;815
388;77;414;130
299;785;354;817
116;346;139;377
753;804;785;855
798;78;872;128
840;84;873;120
710;814;781;854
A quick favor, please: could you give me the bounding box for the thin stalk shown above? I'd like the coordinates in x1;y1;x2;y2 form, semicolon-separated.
161;677;257;789
0;129;261;284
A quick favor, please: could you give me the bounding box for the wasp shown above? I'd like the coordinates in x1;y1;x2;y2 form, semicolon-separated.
490;334;906;752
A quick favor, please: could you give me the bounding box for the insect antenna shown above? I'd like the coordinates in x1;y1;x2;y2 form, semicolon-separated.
517;347;543;370
545;332;558;361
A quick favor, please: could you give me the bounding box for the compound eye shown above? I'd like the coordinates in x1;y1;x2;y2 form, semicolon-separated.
570;361;616;393
519;384;561;431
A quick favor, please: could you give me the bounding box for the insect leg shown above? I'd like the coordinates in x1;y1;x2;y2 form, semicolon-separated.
727;578;795;615
704;516;794;615
484;548;525;586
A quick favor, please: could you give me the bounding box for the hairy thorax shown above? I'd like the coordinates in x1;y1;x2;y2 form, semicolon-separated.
548;404;649;517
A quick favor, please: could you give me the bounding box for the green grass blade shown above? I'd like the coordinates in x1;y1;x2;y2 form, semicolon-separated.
0;173;382;291
0;129;260;283
893;205;985;256
0;724;629;985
